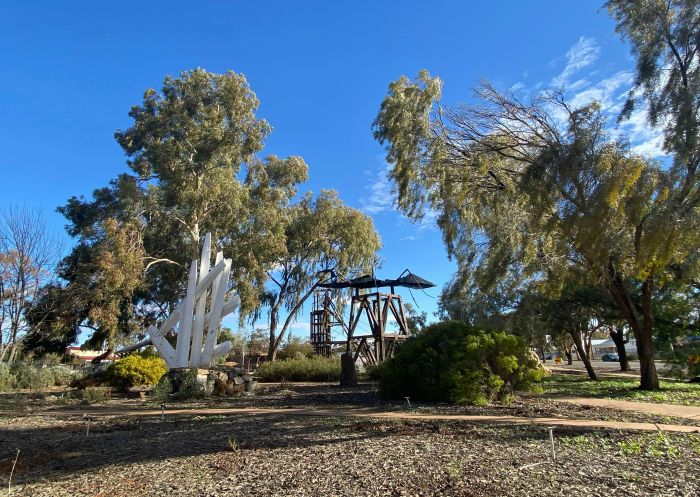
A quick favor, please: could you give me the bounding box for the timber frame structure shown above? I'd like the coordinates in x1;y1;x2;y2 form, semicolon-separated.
310;271;434;366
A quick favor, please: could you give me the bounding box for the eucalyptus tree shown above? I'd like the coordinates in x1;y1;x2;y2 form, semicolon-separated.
262;190;380;360
26;70;306;353
28;69;381;358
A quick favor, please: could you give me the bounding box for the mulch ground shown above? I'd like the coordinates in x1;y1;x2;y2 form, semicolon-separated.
1;384;699;496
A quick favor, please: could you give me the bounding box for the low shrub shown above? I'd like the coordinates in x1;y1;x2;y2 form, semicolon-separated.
106;354;167;391
151;369;206;401
256;355;341;382
665;344;700;381
0;363;16;392
376;321;546;405
277;338;316;360
50;367;73;387
11;364;55;391
70;367;108;389
83;386;111;403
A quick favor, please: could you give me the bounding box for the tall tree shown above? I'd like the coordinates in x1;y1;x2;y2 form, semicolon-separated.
373;71;697;389
28;69;300;353
263;190;380;360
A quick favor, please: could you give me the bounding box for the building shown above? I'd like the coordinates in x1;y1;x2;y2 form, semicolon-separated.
65;346;118;364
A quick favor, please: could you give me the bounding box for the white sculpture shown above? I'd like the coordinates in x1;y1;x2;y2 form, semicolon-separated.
148;233;239;369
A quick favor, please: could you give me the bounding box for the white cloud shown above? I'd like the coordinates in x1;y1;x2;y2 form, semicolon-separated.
569;70;633;112
360;162;395;214
551;36;600;87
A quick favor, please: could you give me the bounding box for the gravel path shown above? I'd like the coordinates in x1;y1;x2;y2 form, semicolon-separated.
2;384;699;496
37;405;700;433
1;413;699;496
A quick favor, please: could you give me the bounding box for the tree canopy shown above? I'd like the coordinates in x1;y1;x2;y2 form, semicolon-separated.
373;0;700;389
26;68;381;360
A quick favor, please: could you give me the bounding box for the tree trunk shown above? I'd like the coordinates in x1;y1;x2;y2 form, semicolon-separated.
564;345;573;365
569;323;597;381
7;341;19;364
604;264;660;390
609;325;631;371
268;301;281;361
340;352;357;386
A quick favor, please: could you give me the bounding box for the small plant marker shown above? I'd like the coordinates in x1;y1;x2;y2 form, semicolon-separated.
548;428;556;462
7;448;20;496
83;414;92;436
161;403;166;421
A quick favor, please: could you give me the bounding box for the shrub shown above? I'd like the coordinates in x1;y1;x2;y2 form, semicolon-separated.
277;337;316;360
83;386;111;403
256;355;341;382
151;369;205;401
0;363;16;392
376;321;546;405
665;344;700;381
106;354;167;391
11;364;55;391
70;366;108;389
50;366;73;387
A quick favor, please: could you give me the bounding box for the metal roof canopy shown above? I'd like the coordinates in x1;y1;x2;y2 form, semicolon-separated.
318;269;435;291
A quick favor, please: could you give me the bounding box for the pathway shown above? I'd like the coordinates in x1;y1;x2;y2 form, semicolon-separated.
548;396;700;421
25;405;700;434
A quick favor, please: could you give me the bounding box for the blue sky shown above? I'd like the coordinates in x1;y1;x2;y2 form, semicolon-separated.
0;1;662;340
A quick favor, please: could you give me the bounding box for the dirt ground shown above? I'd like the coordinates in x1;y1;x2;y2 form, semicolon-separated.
1;384;699;497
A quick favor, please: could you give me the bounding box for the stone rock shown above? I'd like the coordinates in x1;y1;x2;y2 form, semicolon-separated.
233;376;245;385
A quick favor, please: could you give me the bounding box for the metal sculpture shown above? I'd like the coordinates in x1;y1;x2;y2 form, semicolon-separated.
310;270;435;365
148;233;239;369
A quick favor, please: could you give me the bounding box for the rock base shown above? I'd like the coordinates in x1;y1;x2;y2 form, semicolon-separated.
164;366;256;397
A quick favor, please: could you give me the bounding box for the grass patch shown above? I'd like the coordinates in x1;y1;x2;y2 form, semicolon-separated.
542;373;700;406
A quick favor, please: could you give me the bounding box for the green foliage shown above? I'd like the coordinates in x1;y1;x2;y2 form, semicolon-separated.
376;321;545;405
256;355;341;382
82;386;111;403
0;363;16;392
50;367;73;386
277;337;315;360
149;375;174;401
619;432;681;459
665;344;700;381
151;369;205;401
70;367;108;389
264;189;381;359
542;373;700;406
11;364;55;391
106;354;167;391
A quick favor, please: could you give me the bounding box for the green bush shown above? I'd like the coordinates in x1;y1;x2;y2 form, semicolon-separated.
83;386;111;403
106;354;167;391
277;337;316;360
70;366;108;389
50;367;73;386
665;344;700;381
376;321;546;405
151;369;205;401
256;355;341;382
0;363;16;392
11;364;55;391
